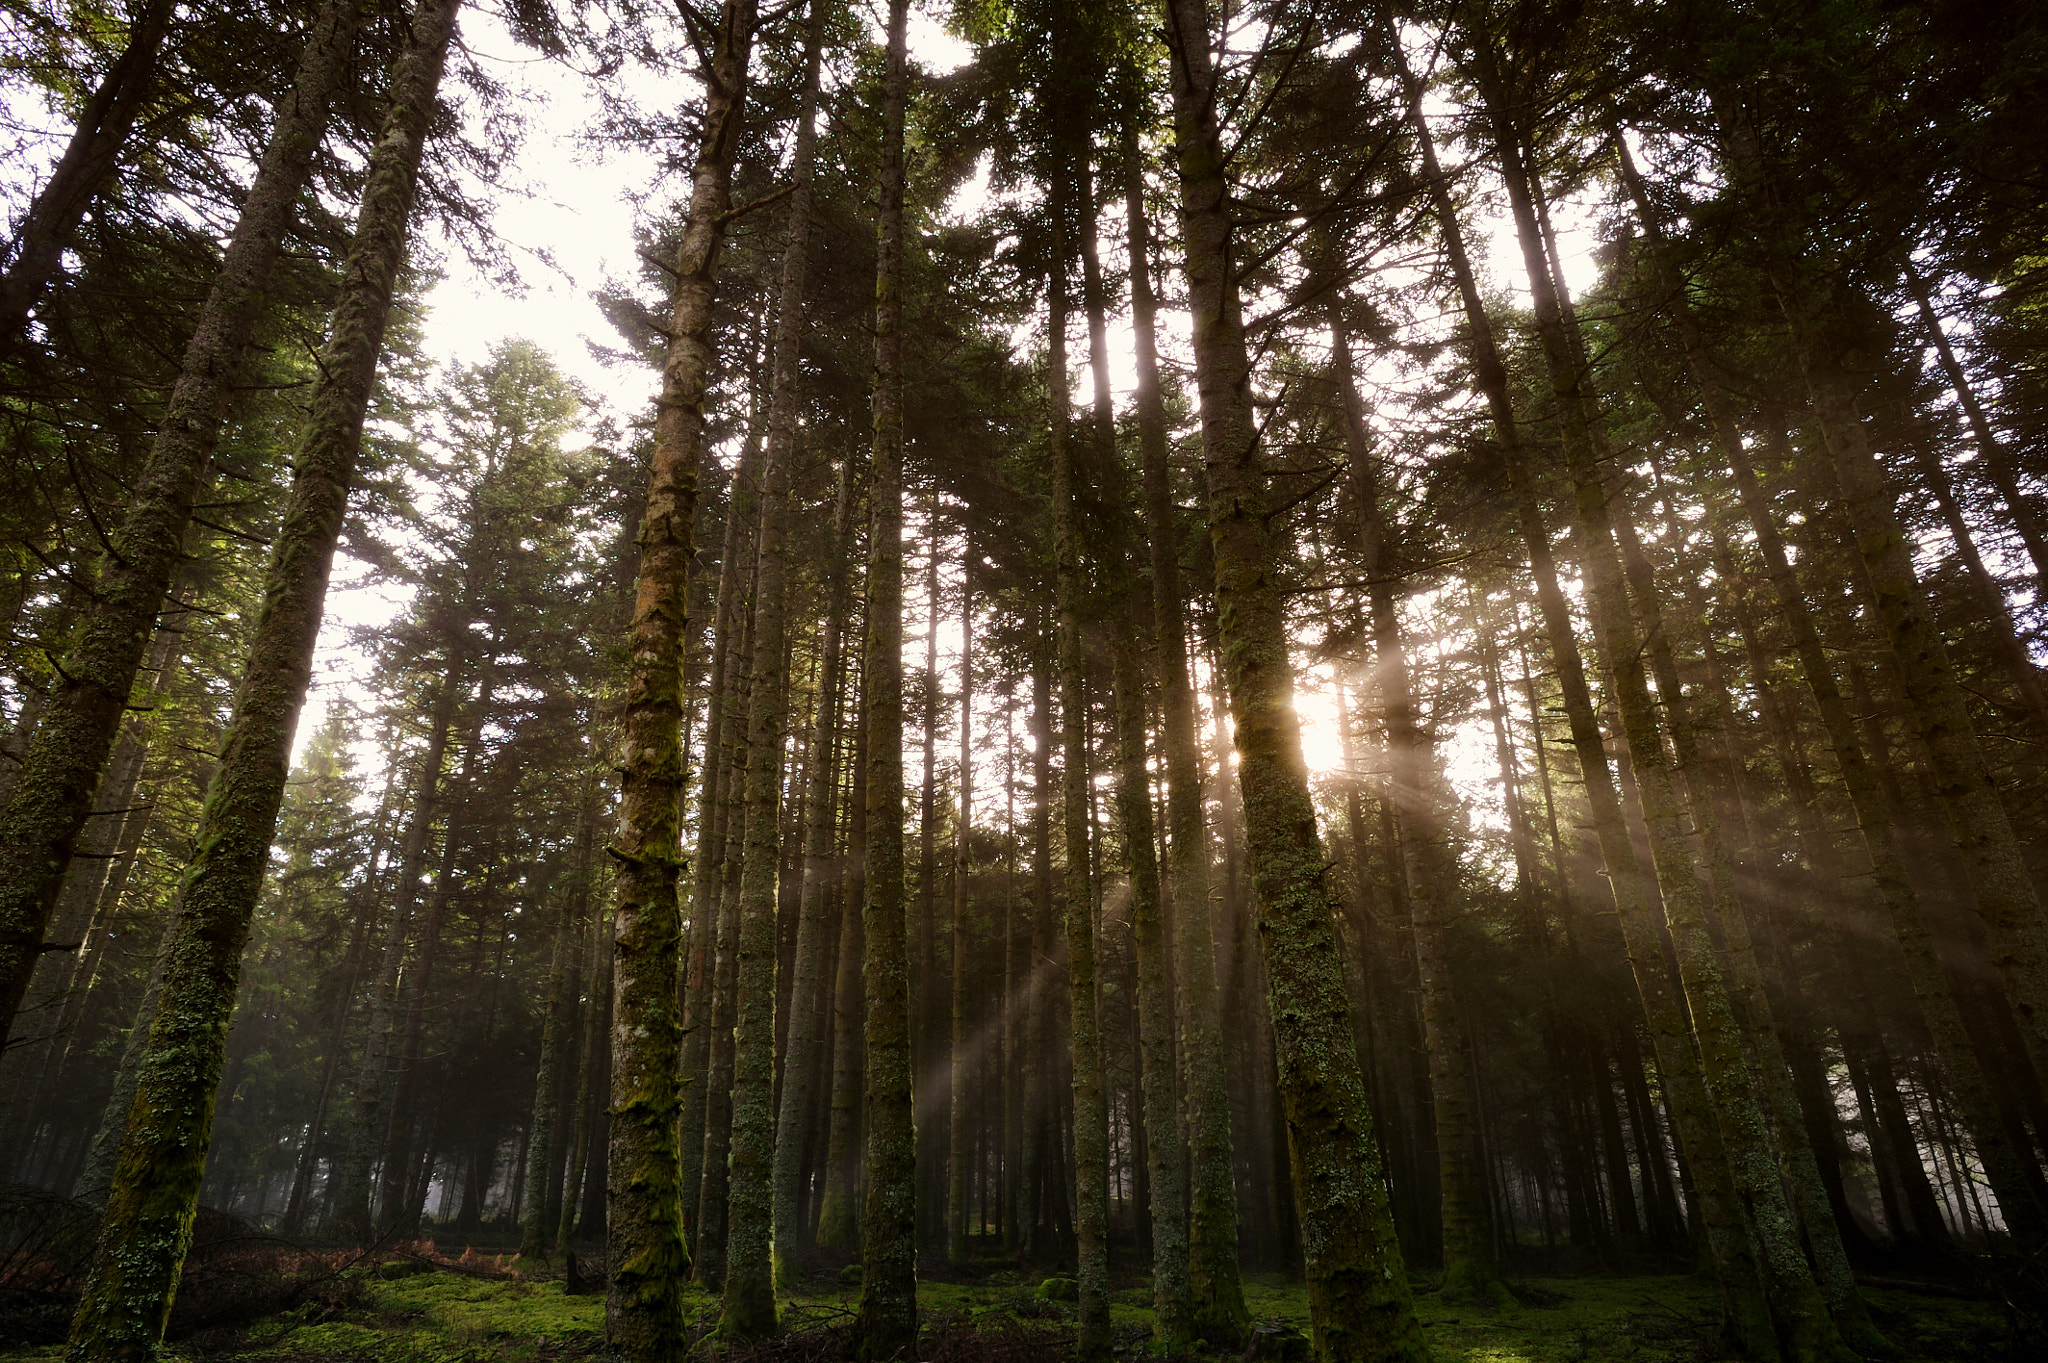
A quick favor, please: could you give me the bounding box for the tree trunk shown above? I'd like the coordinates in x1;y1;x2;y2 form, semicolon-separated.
947;551;975;1264
719;42;821;1319
334;664;461;1241
522;795;594;1261
0;0;361;1050
1164;7;1425;1359
1900;261;2048;588
1046;159;1113;1358
1121;135;1246;1342
773;419;856;1271
605;0;757;1353
60;3;459;1352
855;4;917;1354
681;413;765;1255
817;612;869;1248
1334;318;1510;1306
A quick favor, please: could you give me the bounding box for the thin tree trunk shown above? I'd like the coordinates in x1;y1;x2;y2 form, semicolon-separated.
1045;153;1113;1358
334;665;461;1241
773;428;856;1269
815;631;868;1248
947;551;975;1264
522;794;594;1261
383;684;492;1230
558;908;610;1254
681;415;764;1254
60;3;458;1352
1333;318;1509;1306
856;4;917;1353
916;497;945;1254
1900;260;2048;588
0;0;361;1049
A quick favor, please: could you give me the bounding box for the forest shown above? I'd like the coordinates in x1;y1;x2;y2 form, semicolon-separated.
0;0;2044;1361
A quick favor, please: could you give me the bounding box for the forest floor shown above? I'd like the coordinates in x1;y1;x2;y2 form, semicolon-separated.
0;1251;2026;1363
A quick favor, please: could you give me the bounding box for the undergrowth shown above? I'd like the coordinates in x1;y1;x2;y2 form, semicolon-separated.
0;1259;2023;1363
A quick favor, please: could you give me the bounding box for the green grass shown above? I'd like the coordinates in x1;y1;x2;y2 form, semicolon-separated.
0;1264;2019;1363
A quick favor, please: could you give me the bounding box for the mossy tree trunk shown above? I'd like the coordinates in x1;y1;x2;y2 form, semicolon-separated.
60;1;458;1351
856;3;917;1354
1164;6;1425;1359
605;0;757;1355
0;0;361;1050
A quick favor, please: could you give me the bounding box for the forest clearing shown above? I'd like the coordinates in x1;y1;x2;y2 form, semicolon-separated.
2;0;2047;1360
